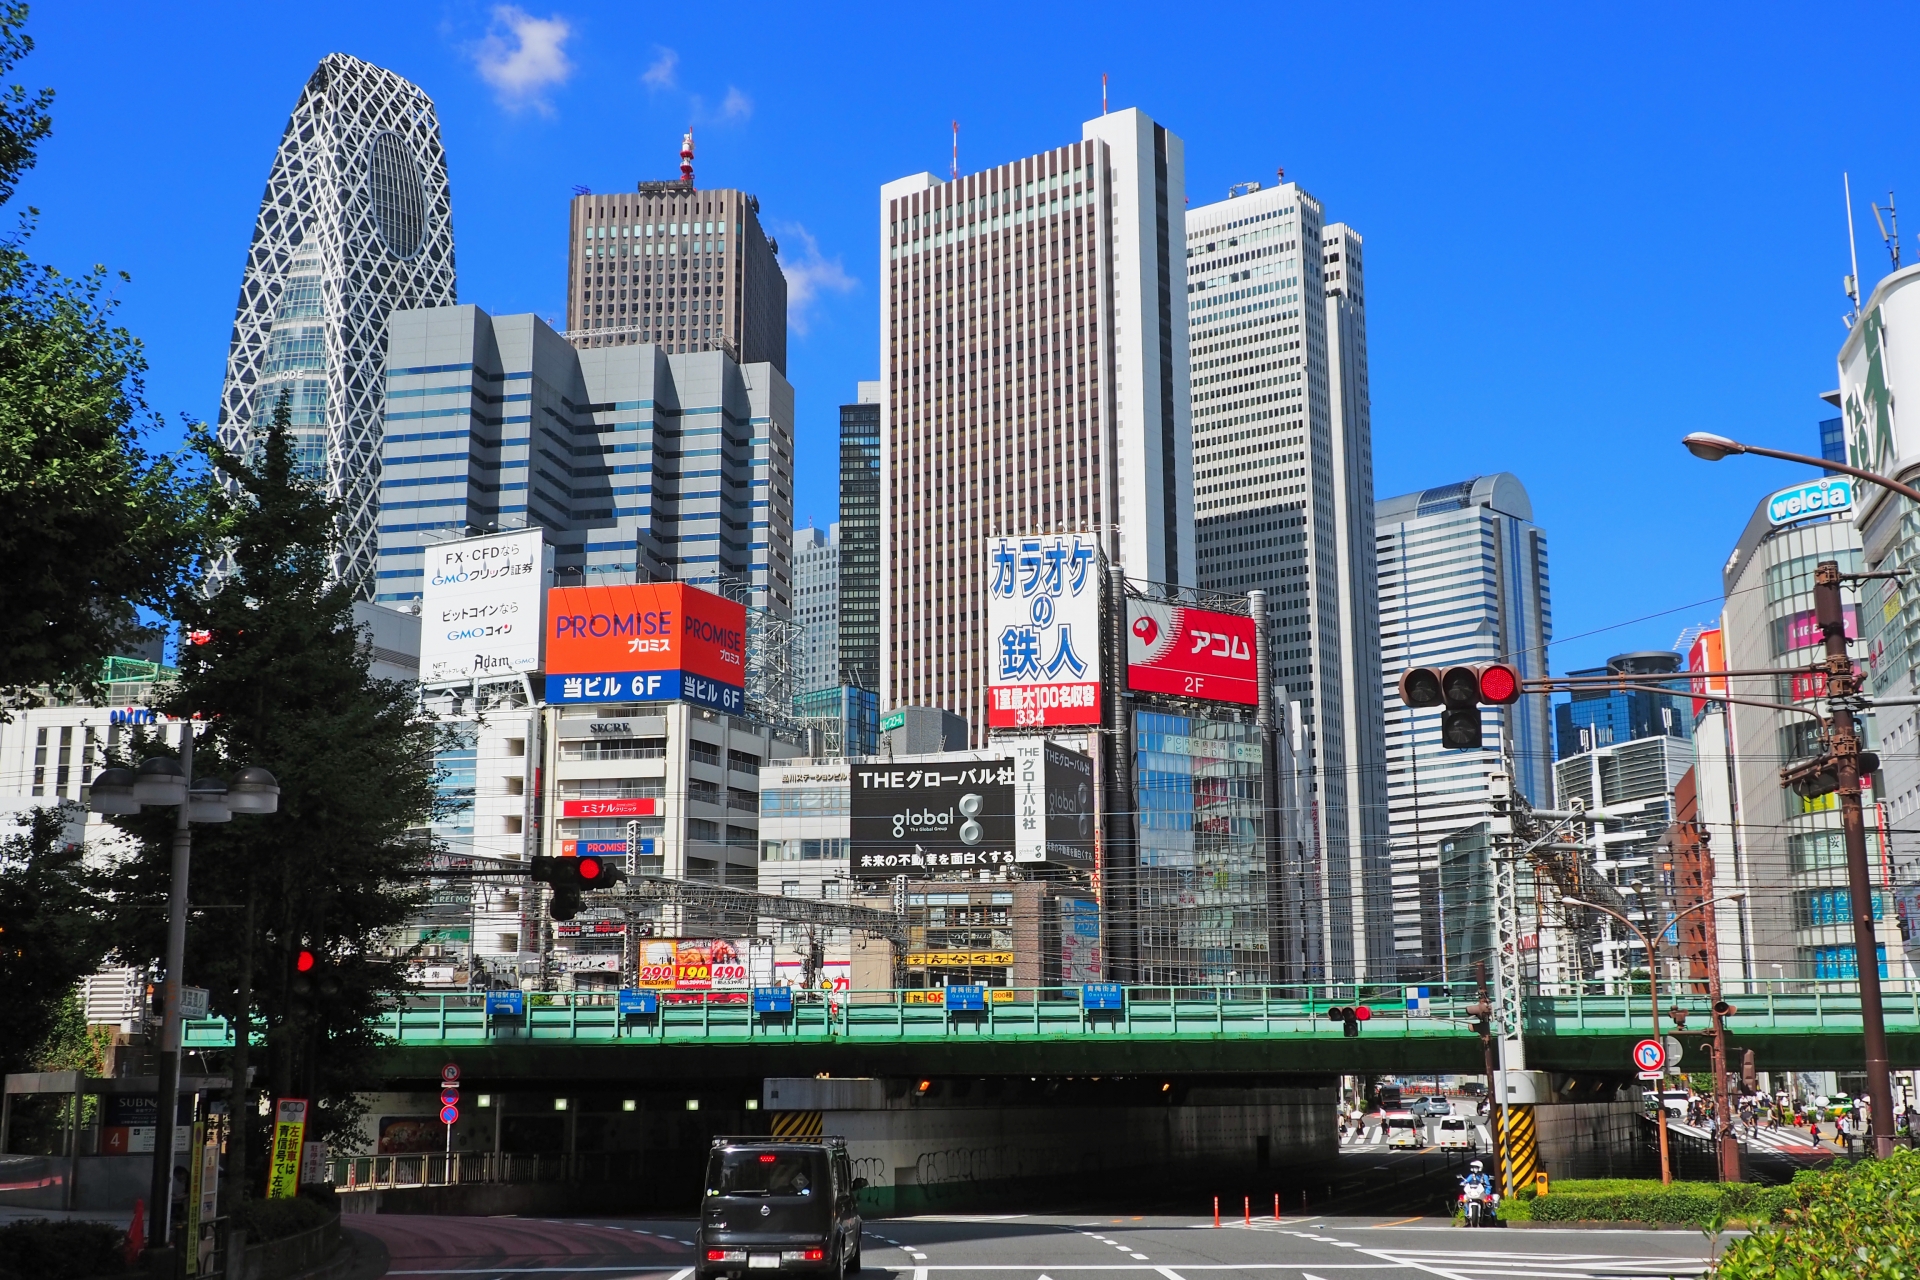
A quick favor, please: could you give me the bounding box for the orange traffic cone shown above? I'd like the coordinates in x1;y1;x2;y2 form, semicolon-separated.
125;1199;145;1267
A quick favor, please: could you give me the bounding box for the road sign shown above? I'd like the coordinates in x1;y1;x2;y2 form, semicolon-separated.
1637;1070;1663;1081
178;986;209;1020
1632;1038;1667;1073
440;1088;459;1107
439;1104;458;1125
1404;986;1431;1017
441;1062;460;1083
1664;1035;1684;1067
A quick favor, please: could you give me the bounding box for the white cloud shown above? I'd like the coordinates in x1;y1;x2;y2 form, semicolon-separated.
473;6;574;114
642;47;678;90
718;86;752;122
775;225;856;336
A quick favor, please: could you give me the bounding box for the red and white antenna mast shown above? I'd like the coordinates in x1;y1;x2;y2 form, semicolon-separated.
680;129;695;184
951;120;958;180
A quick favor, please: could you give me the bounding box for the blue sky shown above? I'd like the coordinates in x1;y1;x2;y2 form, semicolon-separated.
17;3;1919;675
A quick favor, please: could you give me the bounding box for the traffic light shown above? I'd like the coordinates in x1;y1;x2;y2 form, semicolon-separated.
1465;998;1492;1039
1740;1049;1757;1091
531;854;627;921
1396;662;1523;751
1325;1005;1371;1037
1712;998;1738;1020
1786;751;1882;799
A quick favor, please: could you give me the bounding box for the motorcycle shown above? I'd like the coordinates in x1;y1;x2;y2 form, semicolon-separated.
1457;1178;1498;1227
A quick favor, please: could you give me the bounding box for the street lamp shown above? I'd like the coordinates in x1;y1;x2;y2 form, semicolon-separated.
1683;430;1916;1159
90;728;279;1257
1561;891;1746;1185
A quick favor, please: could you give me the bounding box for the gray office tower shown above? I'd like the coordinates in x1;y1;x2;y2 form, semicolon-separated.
1375;474;1552;980
1187;180;1391;981
217;54;457;598
373;306;793;616
838;381;882;694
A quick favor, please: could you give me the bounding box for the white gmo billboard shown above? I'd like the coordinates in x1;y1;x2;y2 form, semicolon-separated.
420;529;552;683
1839;265;1920;527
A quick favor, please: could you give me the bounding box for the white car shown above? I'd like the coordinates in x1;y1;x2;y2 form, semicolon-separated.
1435;1115;1474;1149
1383;1113;1422;1148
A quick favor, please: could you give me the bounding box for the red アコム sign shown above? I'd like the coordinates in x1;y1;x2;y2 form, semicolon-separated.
1125;601;1259;705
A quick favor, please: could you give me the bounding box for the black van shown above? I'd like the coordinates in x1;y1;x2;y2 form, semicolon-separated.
697;1136;864;1280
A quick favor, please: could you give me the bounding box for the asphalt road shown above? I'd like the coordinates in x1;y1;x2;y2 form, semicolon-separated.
352;1211;1723;1280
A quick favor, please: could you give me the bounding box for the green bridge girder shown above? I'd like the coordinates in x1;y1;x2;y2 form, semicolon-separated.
181;985;1920;1087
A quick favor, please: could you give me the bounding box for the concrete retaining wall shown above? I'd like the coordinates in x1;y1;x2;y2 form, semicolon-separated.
1532;1102;1654;1182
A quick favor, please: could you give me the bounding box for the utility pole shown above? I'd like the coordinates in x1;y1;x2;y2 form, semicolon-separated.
1815;558;1897;1158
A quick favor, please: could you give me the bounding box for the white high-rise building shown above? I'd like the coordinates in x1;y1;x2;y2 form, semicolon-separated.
794;524;841;696
878;107;1194;740
1374;474;1553;979
216;55;457;598
1187;180;1389;980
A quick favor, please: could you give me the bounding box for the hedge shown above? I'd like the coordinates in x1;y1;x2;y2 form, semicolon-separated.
1715;1150;1920;1278
230;1188;336;1243
1495;1178;1788;1226
0;1218;128;1280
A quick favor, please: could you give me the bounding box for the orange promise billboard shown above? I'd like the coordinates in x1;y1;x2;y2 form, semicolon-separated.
544;583;746;710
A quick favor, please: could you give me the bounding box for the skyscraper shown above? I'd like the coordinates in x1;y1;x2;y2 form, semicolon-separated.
1554;652;1691;759
373;305;793;617
565;135;786;371
1186;180;1390;979
1375;473;1552;979
216;54;457;598
793;524;841;696
879;108;1195;741
839;382;882;695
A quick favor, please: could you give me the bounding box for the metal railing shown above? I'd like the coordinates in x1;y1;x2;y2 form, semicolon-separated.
176;978;1920;1051
332;1151;644;1191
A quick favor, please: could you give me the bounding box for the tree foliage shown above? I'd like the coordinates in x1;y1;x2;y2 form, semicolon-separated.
105;401;439;1164
0;803;109;1074
0;2;198;706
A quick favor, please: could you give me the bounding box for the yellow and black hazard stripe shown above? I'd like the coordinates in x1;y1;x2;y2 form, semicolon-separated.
769;1110;823;1138
1495;1104;1537;1198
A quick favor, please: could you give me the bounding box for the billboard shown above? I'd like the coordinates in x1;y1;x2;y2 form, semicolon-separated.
850;758;1015;874
1767;477;1853;526
544;583;746;711
1687;628;1724;718
1012;740;1095;867
633;938;751;990
985;534;1102;727
420;529;550;683
1125;600;1258;705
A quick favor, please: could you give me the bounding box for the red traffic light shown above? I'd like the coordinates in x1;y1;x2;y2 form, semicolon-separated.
1353;1005;1372;1021
1477;663;1522;705
295;949;316;973
577;855;603;881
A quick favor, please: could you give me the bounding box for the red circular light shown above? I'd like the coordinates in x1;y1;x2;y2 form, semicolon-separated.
578;856;602;880
1354;1005;1372;1021
1479;665;1517;702
296;949;316;973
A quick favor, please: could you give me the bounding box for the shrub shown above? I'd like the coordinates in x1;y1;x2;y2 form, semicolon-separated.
230;1189;336;1243
1505;1178;1786;1226
0;1218;127;1280
1715;1149;1920;1278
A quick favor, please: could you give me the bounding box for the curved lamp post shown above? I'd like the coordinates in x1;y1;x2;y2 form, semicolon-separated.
1561;891;1747;1185
1683;430;1912;1159
90;729;278;1255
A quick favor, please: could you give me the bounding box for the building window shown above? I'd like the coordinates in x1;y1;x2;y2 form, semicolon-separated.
727;749;761;775
690;740;721;766
689;818;720;842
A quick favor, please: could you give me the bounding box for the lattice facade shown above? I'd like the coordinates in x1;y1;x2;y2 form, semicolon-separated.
216;54;457;597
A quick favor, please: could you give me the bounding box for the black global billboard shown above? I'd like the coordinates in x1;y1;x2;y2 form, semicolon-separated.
850;758;1015;876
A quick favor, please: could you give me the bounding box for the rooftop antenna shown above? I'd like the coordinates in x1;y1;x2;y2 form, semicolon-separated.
680;128;695;184
1276;166;1286;184
1844;172;1862;322
1873;190;1901;271
951;120;959;180
1102;73;1108;115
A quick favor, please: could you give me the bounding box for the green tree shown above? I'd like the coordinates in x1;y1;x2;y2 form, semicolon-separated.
106;400;437;1201
0;802;109;1074
0;3;198;707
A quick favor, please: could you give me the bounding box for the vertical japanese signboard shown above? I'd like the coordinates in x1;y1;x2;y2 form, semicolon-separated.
986;535;1101;727
266;1098;308;1199
1012;741;1094;867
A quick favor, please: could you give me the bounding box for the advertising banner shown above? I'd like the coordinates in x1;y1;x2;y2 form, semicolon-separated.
1125;600;1259;705
544;583;746;710
1012;741;1095;866
560;797;660;818
421;529;550;683
850;758;1015;874
1766;477;1854;526
633;939;752;990
986;535;1102;727
266;1098;308;1199
1687;628;1725;718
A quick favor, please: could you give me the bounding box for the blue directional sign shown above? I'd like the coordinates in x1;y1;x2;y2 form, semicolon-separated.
617;989;659;1016
945;984;987;1012
485;990;525;1017
753;987;794;1014
1083;982;1125;1011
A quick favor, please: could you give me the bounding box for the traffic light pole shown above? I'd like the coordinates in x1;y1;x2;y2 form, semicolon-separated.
151;726;194;1251
1815;559;1897;1159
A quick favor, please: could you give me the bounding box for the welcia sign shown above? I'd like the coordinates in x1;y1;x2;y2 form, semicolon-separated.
1767;477;1853;527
